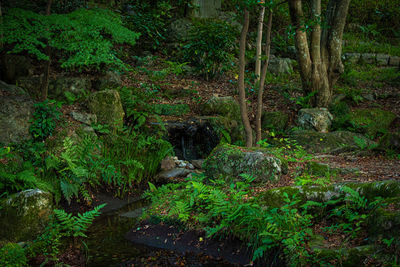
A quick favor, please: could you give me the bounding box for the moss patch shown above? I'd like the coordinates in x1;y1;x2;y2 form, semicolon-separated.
261;111;289;133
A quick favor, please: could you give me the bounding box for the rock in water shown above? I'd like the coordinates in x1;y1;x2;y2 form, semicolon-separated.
0;81;34;144
88;89;125;128
0;189;53;242
298;108;333;133
203;144;285;183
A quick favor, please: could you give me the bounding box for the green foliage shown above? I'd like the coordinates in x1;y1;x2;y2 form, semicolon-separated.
2;8;139;71
144;174;314;265
0;146;52;198
46;135;123;203
124;1;172;50
29;100;62;141
0;243;27;267
53;203;106;238
324;186;383;239
27;204;105;260
182;19;238;80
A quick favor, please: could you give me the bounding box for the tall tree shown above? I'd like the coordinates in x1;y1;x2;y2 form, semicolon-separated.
255;7;273;146
238;8;253;147
40;0;53;101
289;0;351;107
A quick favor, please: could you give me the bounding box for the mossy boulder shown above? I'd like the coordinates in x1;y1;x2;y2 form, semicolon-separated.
0;81;34;145
261;111;289;133
203;143;284;182
200;96;241;120
297;108;333;132
259;180;400;208
88;89;125;128
0;189;53;242
304;161;358;177
348;108;396;139
312;244;375;267
290;130;375;153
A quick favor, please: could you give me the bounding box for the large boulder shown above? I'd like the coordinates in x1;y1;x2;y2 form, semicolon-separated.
0;81;34;144
203;143;285;182
290;130;376;153
0;189;53;242
200;96;241;120
261;111;289;133
298;108;333;133
88;89;125;128
348;108;396;139
378;131;400;152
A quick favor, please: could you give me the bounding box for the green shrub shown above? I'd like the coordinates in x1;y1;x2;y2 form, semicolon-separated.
154;104;190;116
29;100;62;141
0;243;27;267
182;19;238;80
2;7;139;71
124;1;172;50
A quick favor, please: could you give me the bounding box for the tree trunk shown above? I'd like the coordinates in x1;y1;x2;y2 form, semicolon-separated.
255;9;273;146
40;0;53;101
238;9;253;147
254;5;265;83
289;0;350;108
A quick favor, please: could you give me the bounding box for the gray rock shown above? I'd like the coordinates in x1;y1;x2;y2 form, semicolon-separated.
191;159;205;169
204;143;284;183
360;53;376;64
70;111;97;125
376;54;390;66
157;168;192;180
0;81;34;144
343;53;361;64
0;189;53;242
389;56;400;67
94;71;122;91
88;89;125;128
297;108;333;133
160;156;176;171
268;57;293;75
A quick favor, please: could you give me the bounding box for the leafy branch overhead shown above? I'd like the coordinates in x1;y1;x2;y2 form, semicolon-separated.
1;8;140;71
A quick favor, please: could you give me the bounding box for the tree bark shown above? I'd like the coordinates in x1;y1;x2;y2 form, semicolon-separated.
40;0;53;101
238;9;253;147
289;0;350;108
254;5;265;83
255;9;273;146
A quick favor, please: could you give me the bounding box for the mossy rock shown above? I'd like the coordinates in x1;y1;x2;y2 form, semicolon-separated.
348;108;396;139
203;143;284;183
200;96;241;120
0;189;53;242
88;89;125;128
290;130;375;153
258;180;400;208
261;111;289;133
304;161;358;177
367;209;400;239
